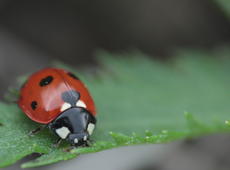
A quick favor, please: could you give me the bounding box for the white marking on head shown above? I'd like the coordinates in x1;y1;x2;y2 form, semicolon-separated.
74;138;78;144
60;102;71;112
83;136;87;141
87;123;95;135
55;127;70;139
76;100;86;108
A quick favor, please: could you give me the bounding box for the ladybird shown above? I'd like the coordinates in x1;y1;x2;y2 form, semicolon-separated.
18;68;96;146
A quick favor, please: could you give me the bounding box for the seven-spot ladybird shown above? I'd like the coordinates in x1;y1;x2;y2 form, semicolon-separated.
18;68;96;146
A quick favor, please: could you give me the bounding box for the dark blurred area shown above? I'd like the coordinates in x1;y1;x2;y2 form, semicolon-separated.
136;134;230;170
0;0;230;95
1;1;230;170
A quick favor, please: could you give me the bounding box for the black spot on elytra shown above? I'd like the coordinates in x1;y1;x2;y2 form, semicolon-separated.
31;101;38;110
0;122;3;126
39;76;53;87
68;72;79;80
61;90;80;106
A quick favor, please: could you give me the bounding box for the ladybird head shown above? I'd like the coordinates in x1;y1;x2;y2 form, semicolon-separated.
49;90;96;146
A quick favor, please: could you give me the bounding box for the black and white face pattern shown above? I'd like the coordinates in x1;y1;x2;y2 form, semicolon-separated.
50;90;96;145
60;90;86;112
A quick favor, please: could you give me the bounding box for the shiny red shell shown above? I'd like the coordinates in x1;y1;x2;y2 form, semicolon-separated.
18;68;96;124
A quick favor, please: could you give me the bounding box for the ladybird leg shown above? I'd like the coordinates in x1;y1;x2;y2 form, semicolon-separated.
85;140;92;147
53;138;62;148
63;146;76;152
28;125;47;136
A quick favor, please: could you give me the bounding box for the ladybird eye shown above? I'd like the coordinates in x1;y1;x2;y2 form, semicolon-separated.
76;100;86;108
39;76;53;87
31;101;38;110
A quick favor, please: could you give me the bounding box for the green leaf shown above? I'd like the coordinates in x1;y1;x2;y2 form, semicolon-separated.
1;49;230;168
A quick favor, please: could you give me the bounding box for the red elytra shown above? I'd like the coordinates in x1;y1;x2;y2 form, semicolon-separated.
18;68;96;124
